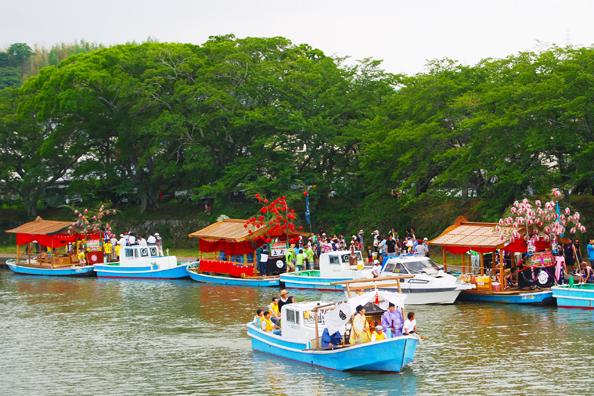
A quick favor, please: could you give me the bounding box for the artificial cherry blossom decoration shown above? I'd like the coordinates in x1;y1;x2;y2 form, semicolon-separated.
497;188;586;244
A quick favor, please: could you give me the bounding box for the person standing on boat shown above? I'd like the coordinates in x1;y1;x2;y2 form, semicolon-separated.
155;233;163;255
278;290;290;312
305;243;315;270
386;234;397;256
350;305;371;344
138;236;147;246
258;245;269;276
128;234;137;246
295;249;306;271
381;303;404;338
147;234;157;245
587;240;594;266
285;248;295;272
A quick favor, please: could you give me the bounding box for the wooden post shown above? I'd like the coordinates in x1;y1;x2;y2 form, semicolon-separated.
461;253;466;274
499;250;505;289
27;243;31;265
479;253;485;275
314;308;319;349
442;248;448;272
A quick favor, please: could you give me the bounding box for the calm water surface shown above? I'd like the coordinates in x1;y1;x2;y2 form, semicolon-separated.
1;269;594;395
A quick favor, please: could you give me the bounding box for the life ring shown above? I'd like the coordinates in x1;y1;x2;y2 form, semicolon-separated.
275;260;284;269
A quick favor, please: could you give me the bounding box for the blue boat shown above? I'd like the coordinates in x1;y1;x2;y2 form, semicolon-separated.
187;265;280;287
552;284;594;309
247;287;418;372
458;289;554;305
5;259;95;277
94;245;189;279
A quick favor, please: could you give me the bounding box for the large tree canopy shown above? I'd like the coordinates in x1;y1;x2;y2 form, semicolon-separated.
0;38;592;236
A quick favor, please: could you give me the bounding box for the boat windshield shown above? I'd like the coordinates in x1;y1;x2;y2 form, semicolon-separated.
340;252;363;264
403;259;441;275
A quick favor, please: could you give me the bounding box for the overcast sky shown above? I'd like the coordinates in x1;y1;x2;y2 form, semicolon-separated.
2;0;593;74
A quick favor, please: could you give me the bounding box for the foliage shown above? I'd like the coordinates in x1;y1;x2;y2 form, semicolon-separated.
0;39;592;240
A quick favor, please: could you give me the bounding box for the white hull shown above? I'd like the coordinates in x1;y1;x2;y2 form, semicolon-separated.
398;288;462;304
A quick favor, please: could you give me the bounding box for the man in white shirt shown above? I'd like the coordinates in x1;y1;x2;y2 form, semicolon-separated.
402;311;417;335
138;237;147;246
118;234;127;247
128;234;137;245
147;234;157;245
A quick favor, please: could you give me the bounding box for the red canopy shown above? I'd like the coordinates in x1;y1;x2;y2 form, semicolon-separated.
16;232;101;248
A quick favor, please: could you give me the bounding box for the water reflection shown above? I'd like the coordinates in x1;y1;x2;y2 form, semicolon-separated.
1;269;594;395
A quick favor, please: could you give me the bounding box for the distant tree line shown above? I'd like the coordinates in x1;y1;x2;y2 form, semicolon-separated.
0;36;592;236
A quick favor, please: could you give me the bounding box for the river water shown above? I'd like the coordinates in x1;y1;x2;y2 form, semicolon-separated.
1;269;593;395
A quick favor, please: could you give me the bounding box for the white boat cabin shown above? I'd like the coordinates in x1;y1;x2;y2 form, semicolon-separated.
281;301;328;344
382;255;443;276
119;245;178;269
319;250;369;279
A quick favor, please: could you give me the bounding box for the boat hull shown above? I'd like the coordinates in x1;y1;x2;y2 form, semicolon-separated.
94;263;190;279
280;272;462;304
552;285;594;309
247;323;417;372
459;289;554;305
280;272;350;291
188;267;279;287
5;260;95;277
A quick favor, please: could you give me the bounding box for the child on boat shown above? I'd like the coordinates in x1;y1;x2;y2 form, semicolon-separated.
253;308;264;327
261;311;280;334
371;325;386;342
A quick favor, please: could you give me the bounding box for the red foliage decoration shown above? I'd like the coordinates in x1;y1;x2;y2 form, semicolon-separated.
245;194;299;238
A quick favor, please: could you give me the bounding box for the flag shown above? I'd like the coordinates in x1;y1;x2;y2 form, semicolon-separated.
304;191;311;225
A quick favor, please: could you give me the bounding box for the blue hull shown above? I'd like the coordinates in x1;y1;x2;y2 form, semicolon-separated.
187;268;279;287
280;273;349;291
552;286;594;309
94;263;190;279
5;260;95;277
247;324;417;372
459;290;554;305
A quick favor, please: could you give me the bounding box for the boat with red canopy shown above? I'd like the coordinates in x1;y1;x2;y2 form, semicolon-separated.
4;216;102;276
187;218;308;287
429;217;554;304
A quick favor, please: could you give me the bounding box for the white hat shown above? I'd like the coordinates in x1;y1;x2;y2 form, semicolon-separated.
423;237;428;241
155;233;160;236
373;260;380;265
376;325;383;331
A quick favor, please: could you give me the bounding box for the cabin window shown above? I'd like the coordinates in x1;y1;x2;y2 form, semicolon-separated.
140;248;149;257
329;255;340;265
286;309;300;324
125;248;134;258
149;247;158;257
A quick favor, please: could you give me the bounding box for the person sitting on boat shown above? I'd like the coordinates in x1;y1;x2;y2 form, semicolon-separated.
381;302;403;337
579;261;594;284
505;267;518;289
261;311;280;334
371;325;386;342
253;309;264;327
371;260;381;278
402;312;417;335
269;297;281;325
350;305;371;344
321;328;343;349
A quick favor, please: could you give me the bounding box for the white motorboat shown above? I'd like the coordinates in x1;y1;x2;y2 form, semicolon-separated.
378;255;474;304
